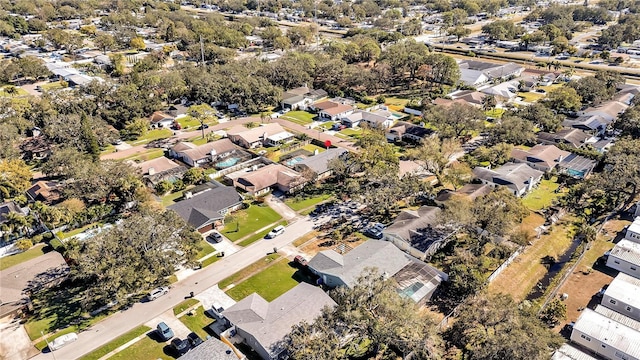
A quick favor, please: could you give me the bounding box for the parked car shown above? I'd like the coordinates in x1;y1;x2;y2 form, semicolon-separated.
207;231;223;243
157;322;174;341
197;124;209;130
266;225;285;239
187;332;204;347
147;287;169;301
294;255;308;267
171;338;191;355
48;332;78;351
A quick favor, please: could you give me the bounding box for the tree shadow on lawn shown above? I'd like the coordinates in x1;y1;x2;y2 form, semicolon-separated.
27;280;87;335
145;331;180;359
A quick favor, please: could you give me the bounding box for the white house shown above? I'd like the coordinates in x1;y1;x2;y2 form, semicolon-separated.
607;239;640;279
459;68;489;87
570;308;640;360
472;163;543;197
602;272;640;322
626;217;640;243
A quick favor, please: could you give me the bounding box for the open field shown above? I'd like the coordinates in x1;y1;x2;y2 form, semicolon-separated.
225;259;299;301
285;194;332;212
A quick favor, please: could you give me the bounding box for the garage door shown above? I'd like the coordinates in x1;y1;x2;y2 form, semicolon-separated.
198;224;214;233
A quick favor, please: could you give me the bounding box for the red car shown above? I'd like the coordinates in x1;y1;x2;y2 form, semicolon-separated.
294;255;308;267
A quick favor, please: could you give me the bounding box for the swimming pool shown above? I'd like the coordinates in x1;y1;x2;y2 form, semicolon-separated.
215;157;240;168
285;156;305;167
391;113;405;119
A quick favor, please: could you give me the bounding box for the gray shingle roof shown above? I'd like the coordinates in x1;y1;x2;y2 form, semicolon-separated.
177;337;237;360
473;163;543;194
294;148;347;175
223;283;336;358
168;184;242;229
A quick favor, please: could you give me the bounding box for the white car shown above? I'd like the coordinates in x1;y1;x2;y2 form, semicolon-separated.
266;225;285;239
48;332;78;351
147;286;169;301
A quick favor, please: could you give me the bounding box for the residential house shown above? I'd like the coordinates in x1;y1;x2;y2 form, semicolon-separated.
480;80;519;99
594;304;640;332
383;206;456;261
579;100;629;123
20;137;51;161
551;344;601;360
133;157;187;187
307;240;447;303
0;201;31;241
606;239;640;279
149;111;175;129
458;60;524;81
398;160;435;181
626;217;640;243
472;163;543;197
167;104;189;118
434;183;492;205
313;100;354;121
341;110;393;129
537;128;592;149
26;180;61;204
170;139;244;168
293;148;347;180
280;86;327;111
168;181;243;233
228;164;306;196
386;121;434;143
587;137;615;153
511;145;570;172
556;153;597;179
602;272;640;322
173;337;239;360
570;308;640;360
562;115;612;136
458;68;490;87
226;123;293;149
449;90;487;107
221;283;336;360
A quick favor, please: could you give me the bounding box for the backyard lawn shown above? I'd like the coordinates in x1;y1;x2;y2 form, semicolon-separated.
225;259;299;301
78;325;151;360
109;335;170;360
522;177;563;211
221;204;282;241
302;143;326;153
0;243;48;271
285;194;332;212
178;306;214;340
281;111;316;125
160;187;193;207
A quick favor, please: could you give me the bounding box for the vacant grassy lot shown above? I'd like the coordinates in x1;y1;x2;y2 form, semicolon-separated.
78;325;151;360
522;177;563;211
221;204;282;241
0;243;48;271
178;306;213;340
285;194;332;212
225;259;299;301
282;111;316;125
488;216;577;301
109;335;171;360
219;254;280;290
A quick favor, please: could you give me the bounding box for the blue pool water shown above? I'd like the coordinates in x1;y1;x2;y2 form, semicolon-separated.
216;157;240;168
391;113;405;119
285;156;304;167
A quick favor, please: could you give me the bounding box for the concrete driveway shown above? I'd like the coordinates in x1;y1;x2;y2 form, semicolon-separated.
146;312;192;340
0;318;38;360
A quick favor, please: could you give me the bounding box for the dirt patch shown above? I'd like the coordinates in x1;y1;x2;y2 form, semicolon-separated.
554;268;613;331
299;235;367;257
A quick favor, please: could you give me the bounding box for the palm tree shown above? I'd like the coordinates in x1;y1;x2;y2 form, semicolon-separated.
482;95;497;112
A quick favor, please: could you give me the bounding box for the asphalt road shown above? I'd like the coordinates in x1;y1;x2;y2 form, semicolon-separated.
31;217;315;360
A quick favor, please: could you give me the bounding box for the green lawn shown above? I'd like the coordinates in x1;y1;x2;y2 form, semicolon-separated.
190;137;209;146
177;115;200;129
78;325;151;360
281;111;316;125
130;129;172;145
517;91;545;103
0;86;29;97
160;187;193;207
318;122;335;130
173;298;200;316
178;306;213;340
340;128;362;136
485;108;506;118
237;220;288;247
108;335;170;360
201;254;222;267
285;194;332;212
39;81;68;91
522;177;563;211
196;240;215;259
0;243;48;271
122;149;166;162
221;204;282;241
225;259;299;301
219;254;281;289
302;144;326;153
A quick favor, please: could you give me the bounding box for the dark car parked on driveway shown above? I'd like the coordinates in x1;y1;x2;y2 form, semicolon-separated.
187;332;204;347
171;338;191;356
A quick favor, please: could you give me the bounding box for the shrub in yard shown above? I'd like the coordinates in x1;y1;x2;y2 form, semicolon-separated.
155;180;173;195
15;239;33;251
43;232;53;241
172;179;185;192
31;234;44;243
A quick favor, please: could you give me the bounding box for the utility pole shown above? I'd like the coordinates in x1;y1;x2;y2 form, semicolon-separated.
200;35;205;64
41;331;57;360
